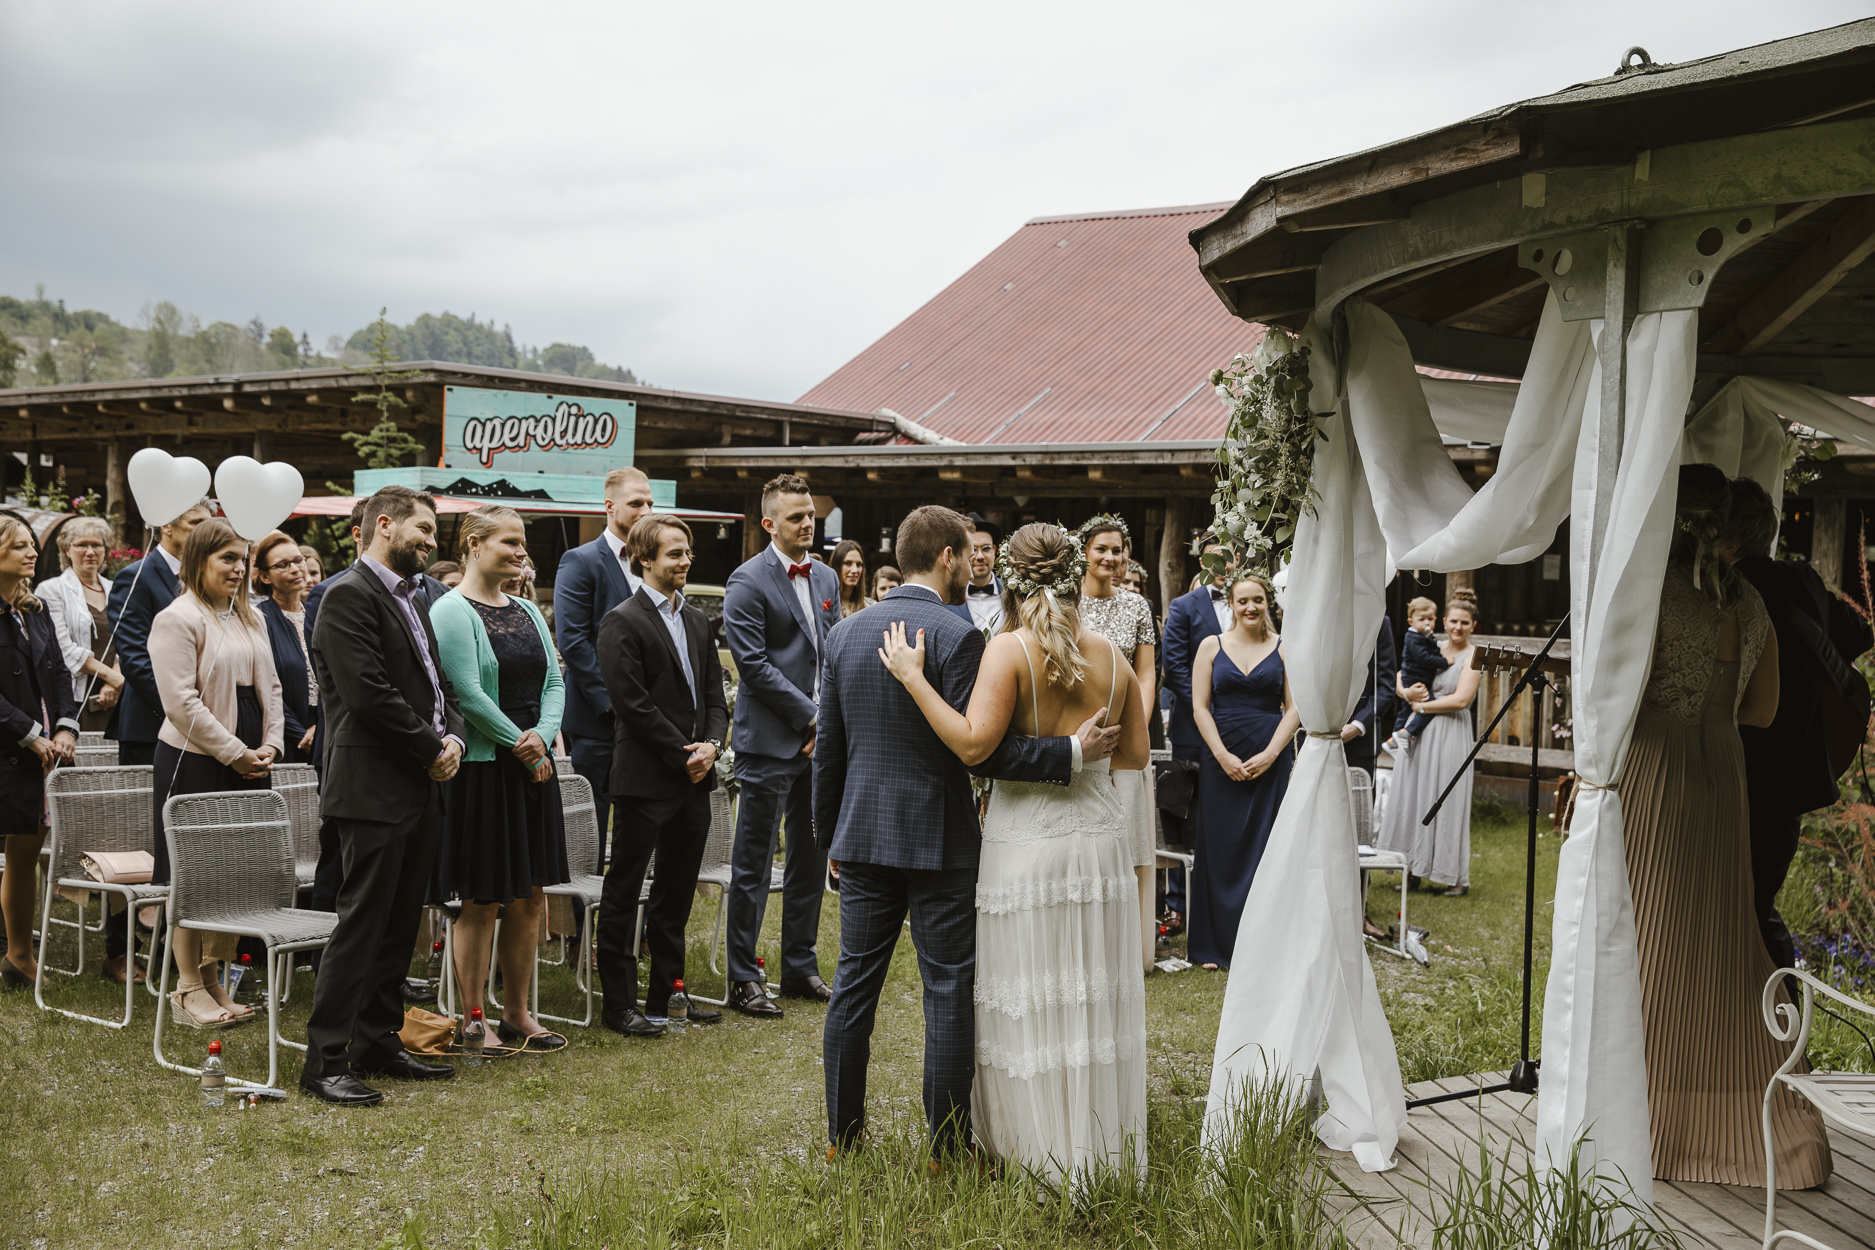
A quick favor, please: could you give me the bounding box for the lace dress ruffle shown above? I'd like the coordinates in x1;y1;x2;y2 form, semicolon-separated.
1641;564;1769;723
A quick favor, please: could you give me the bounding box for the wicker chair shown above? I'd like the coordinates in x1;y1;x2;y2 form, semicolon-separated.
34;765;164;1028
1352;766;1414;963
272;764;321;893
536;774;607;1027
73;744;121;768
152;790;337;1091
1149;748;1194;883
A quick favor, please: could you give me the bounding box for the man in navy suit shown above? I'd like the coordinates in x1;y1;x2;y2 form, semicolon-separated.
947;512;1004;634
107;500;213;768
1344;615;1397;779
816;505;1121;1159
554;467;657;874
721;474;840;1016
1158;539;1233;924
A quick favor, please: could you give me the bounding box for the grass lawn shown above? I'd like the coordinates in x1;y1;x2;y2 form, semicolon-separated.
0;803;1672;1249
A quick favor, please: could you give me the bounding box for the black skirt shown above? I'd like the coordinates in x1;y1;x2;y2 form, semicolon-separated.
430;726;570;906
152;685;270;886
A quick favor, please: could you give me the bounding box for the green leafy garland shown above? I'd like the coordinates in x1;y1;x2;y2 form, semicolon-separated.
1200;330;1325;580
1782;421;1836;498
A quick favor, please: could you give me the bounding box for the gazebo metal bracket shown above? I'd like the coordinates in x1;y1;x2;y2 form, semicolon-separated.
1514;210;1774;323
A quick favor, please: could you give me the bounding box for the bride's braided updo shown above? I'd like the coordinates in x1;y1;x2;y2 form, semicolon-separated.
999;523;1087;688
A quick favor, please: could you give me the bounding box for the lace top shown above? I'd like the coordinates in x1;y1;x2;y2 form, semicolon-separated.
1079;590;1156;663
281;607;317;708
469;597;548;718
1640;562;1769;724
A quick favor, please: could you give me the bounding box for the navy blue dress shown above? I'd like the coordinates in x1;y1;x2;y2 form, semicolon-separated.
1188;645;1292;969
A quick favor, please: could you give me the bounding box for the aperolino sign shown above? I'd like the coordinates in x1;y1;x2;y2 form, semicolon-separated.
442;386;636;477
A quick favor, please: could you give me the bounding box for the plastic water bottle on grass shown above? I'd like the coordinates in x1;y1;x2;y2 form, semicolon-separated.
427;940;444;983
668;980;690;1035
233;953;264;1007
756;956;769;996
462;1007;486;1067
201;1040;225;1108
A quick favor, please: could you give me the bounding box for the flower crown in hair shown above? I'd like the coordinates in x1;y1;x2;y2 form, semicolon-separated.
1077;513;1130;543
997;526;1087;600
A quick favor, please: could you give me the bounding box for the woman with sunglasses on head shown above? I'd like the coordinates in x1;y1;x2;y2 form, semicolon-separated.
251;531;318;765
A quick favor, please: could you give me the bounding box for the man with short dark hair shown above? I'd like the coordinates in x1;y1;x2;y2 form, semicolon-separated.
555;465;657;876
596;514;729;1037
721;473;838;1015
1728;477;1871;968
947;512;1004;634
302;488;464;1105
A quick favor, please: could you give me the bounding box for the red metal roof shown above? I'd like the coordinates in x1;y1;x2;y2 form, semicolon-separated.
797;203;1264;444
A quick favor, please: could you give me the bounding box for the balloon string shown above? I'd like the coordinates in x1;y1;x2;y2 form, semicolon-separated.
74;525;154;717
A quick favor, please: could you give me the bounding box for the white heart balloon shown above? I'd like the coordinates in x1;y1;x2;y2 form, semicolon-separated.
214;456;306;540
126;447;212;528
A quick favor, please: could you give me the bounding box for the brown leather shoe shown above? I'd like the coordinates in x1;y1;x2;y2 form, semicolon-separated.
779;975;832;1003
727;980;783;1018
102;954;145;986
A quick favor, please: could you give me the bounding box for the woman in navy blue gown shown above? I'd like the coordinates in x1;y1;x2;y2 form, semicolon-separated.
1188;573;1299;970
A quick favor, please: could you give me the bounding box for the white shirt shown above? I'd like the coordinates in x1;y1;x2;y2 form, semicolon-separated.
642;582;697;706
964;580;1004;634
600;528;643;597
155;543;182;578
1208;586;1232;632
770;543;820;702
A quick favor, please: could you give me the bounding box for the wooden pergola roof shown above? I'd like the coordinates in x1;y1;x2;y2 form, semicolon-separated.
1191;18;1875;394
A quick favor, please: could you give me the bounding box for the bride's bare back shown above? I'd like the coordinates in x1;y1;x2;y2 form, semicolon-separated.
981;627;1149;770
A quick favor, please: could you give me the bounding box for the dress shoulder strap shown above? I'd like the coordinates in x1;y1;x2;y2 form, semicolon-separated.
1105;636;1118;720
1016;634;1041;735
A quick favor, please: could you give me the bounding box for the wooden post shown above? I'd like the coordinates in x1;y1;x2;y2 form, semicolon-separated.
105;437;131;544
1813;496;1846;591
253;428;275;463
1157;496;1190;618
743;493;764;562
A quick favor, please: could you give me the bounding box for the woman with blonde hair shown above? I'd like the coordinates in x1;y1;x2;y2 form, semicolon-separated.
880;520;1149;1185
0;517;80;987
42;516;125;734
429;505;570;1051
149;518;285;1027
1188;572;1298;969
251;530;318;764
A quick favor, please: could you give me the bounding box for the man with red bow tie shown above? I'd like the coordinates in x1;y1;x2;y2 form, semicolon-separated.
721;474;840;1016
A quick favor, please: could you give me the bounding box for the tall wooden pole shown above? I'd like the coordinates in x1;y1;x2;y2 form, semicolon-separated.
1157;495;1190;619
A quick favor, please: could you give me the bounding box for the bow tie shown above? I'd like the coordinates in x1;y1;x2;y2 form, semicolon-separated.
788;562;813;580
1209;586;1226;601
967;584;999;597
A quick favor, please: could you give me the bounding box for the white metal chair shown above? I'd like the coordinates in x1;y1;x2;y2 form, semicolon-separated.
35;765;166;1028
1149;749;1194;885
152;790;337;1091
73;744;121;768
1351;766;1413;963
1761;966;1875;1249
536;774;607;1027
78;730;107;746
273;764;321;892
691;788;745;1005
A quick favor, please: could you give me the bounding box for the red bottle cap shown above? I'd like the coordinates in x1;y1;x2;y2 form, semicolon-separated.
470;1007;483;1019
674;979;684;990
432;940;444;951
208;1040;222;1054
240;953;253;965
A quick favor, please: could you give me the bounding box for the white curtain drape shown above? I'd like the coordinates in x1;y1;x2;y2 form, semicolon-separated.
1205;293;1701;1203
1202;329;1406;1174
1683;376;1875;518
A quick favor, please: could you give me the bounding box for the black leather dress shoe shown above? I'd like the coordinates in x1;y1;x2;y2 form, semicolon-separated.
601;1007;666;1037
686;1003;724;1025
358;1051;455;1081
298;1073;385;1106
779;975;832;1003
728;980;784;1017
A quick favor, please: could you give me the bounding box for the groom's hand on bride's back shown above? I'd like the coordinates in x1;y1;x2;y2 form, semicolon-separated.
1075;709;1122;763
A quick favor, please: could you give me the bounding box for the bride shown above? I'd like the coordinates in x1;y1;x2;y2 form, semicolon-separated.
880;522;1150;1183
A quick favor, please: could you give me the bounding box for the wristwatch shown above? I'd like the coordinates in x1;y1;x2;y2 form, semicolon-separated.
705;737;724;753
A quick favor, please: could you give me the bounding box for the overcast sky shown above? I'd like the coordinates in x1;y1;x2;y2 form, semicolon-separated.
3;1;1867;402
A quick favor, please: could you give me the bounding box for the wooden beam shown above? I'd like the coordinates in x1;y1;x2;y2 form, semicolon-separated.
1383;247;1547;326
1704;194;1875;356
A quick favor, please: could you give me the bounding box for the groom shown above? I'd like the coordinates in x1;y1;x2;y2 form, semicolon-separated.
815;505;1120;1159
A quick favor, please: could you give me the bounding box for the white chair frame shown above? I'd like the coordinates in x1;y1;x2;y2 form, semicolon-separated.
1760;966;1875;1250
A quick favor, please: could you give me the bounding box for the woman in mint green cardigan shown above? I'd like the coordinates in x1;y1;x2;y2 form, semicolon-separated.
429;505;570;1053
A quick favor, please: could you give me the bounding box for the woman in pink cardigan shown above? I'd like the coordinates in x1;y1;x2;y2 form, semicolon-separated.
150;517;286;1029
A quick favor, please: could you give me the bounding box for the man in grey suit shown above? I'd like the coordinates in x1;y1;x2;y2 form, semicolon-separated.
721;474;841;1016
815;505;1120;1160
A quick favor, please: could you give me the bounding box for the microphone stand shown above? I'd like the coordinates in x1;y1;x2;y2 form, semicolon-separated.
1404;612;1568;1110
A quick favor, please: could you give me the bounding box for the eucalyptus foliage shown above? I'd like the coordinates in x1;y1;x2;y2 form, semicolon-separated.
1201;329;1326;580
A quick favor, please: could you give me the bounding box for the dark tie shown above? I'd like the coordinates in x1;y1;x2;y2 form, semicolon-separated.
967;584;998;598
788;562;812;580
1209;587;1226;601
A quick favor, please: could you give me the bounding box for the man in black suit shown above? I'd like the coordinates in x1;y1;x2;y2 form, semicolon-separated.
301;487;464;1106
1344;615;1397;779
595;514;730;1038
1728;479;1873;969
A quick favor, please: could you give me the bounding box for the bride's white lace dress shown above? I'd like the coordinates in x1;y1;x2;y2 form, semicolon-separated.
972;637;1148;1183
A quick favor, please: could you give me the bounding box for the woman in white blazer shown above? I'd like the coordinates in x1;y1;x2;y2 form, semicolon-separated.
41;517;124;733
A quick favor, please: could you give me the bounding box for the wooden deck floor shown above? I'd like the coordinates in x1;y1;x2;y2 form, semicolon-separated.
1324;1073;1875;1248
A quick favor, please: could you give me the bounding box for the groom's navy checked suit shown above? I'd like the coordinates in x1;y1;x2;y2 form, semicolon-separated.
815;583;1072;1154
